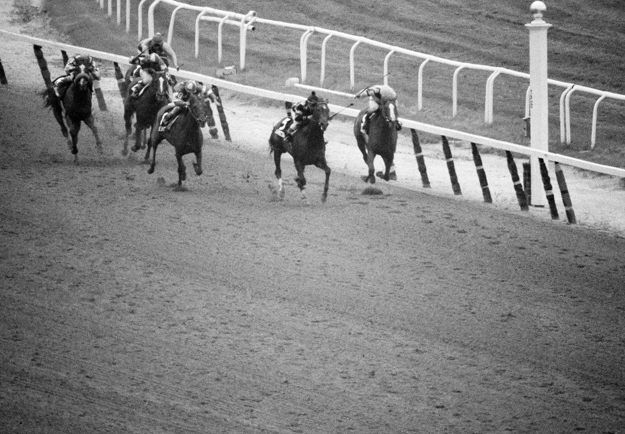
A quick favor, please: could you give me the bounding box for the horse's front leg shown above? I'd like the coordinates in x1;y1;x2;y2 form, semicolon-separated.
193;147;203;176
315;158;331;203
147;136;160;175
131;128;143;153
294;161;307;201
143;127;153;162
83;115;102;154
176;153;187;189
65;116;80;163
52;103;68;139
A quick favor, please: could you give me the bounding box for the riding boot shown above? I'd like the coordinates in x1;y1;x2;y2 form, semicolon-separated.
396;121;403;131
158;113;170;132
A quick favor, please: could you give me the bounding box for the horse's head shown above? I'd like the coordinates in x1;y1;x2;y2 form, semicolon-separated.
73;64;93;92
381;100;399;128
187;93;207;128
154;72;170;103
311;99;330;132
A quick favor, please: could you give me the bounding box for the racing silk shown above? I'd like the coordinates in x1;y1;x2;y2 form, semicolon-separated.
138;37;179;69
291;100;314;122
197;84;217;104
64;55;100;79
172;81;193;101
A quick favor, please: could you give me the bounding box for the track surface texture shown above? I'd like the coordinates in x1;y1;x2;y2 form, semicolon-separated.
1;2;624;433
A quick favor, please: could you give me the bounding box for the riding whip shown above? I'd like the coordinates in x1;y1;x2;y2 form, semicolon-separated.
329;103;354;120
354;72;391;98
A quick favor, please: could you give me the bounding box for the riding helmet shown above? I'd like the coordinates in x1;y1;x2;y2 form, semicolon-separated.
184;80;198;94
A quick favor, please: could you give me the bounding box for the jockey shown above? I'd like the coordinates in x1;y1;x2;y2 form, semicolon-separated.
128;52;168;98
53;54;101;97
355;84;402;134
284;91;319;143
137;32;179;70
158;80;198;132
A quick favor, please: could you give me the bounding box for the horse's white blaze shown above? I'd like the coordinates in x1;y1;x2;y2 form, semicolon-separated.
388;103;397;122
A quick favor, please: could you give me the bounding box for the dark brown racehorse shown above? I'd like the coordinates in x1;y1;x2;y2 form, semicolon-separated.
353;99;399;183
269;100;331;203
41;65;102;164
122;70;170;159
147;93;207;189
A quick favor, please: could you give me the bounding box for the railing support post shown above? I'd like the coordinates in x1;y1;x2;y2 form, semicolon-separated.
526;2;551;207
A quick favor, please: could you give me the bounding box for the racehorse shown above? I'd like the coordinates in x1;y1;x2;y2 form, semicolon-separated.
353;99;399;183
122;69;170;159
268;100;331;203
147;92;207;189
41;65;102;163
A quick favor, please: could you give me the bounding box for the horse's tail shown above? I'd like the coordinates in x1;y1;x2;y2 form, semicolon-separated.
40;87;60;110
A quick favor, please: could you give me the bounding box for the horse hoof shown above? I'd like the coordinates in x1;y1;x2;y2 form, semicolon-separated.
131;146;139;153
147;167;154;175
121;148;128;157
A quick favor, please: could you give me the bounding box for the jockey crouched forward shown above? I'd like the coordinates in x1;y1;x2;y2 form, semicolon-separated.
128;53;171;98
53;54;101;97
355;84;402;135
158;80;219;132
283;91;319;143
137;32;179;70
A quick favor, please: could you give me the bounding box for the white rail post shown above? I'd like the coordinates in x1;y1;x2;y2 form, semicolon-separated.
526;1;551;207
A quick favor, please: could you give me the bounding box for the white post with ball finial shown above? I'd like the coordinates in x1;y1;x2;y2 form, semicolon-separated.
526;1;551;206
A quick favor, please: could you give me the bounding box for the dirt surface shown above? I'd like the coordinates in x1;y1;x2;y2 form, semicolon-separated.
1;3;625;434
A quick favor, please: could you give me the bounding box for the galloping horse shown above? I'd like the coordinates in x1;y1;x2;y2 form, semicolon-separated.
268;100;331;202
41;65;102;163
353;99;399;183
147;93;207;189
122;70;170;158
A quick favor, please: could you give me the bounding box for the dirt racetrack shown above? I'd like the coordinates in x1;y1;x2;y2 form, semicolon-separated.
1;4;625;433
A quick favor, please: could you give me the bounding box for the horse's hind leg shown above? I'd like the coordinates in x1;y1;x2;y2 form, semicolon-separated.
132;128;143;153
176;153;187;189
122;104;134;156
272;148;285;199
364;152;376;184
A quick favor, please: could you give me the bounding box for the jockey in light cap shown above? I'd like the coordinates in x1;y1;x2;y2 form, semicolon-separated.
128;52;168;98
137;32;180;70
355;84;402;134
